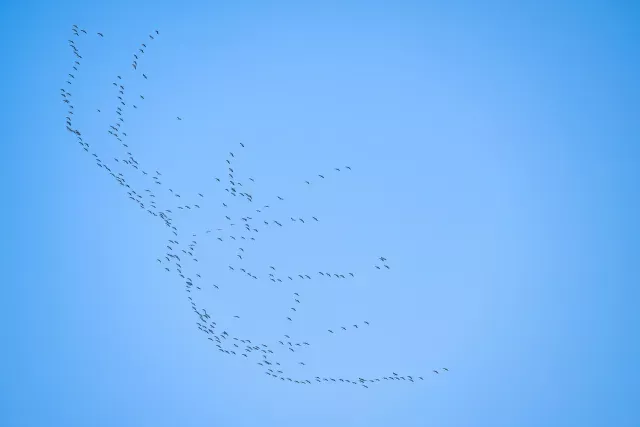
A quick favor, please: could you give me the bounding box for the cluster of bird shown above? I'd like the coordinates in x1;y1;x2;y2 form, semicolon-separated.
61;25;449;388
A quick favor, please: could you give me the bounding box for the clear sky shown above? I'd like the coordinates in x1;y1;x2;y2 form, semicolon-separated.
2;1;639;426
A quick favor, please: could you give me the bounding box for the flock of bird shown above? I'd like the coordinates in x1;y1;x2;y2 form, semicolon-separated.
61;25;449;388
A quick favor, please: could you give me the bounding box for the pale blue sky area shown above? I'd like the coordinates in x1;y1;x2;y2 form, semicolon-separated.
2;1;639;426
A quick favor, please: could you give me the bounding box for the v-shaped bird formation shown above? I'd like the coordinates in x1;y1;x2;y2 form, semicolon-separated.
61;25;449;388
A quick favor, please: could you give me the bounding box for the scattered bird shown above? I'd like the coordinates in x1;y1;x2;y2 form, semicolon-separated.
60;28;448;391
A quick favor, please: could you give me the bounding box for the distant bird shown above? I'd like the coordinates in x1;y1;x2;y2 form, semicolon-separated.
177;117;182;120
97;32;104;37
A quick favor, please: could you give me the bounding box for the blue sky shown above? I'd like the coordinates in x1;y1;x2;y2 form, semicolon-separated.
2;1;639;426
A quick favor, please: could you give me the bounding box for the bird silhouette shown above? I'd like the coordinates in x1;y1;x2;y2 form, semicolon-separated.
60;28;448;391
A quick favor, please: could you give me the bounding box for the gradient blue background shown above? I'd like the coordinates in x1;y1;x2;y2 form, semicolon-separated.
2;1;639;426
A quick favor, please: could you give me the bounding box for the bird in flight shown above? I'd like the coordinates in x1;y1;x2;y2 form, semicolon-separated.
61;32;449;390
